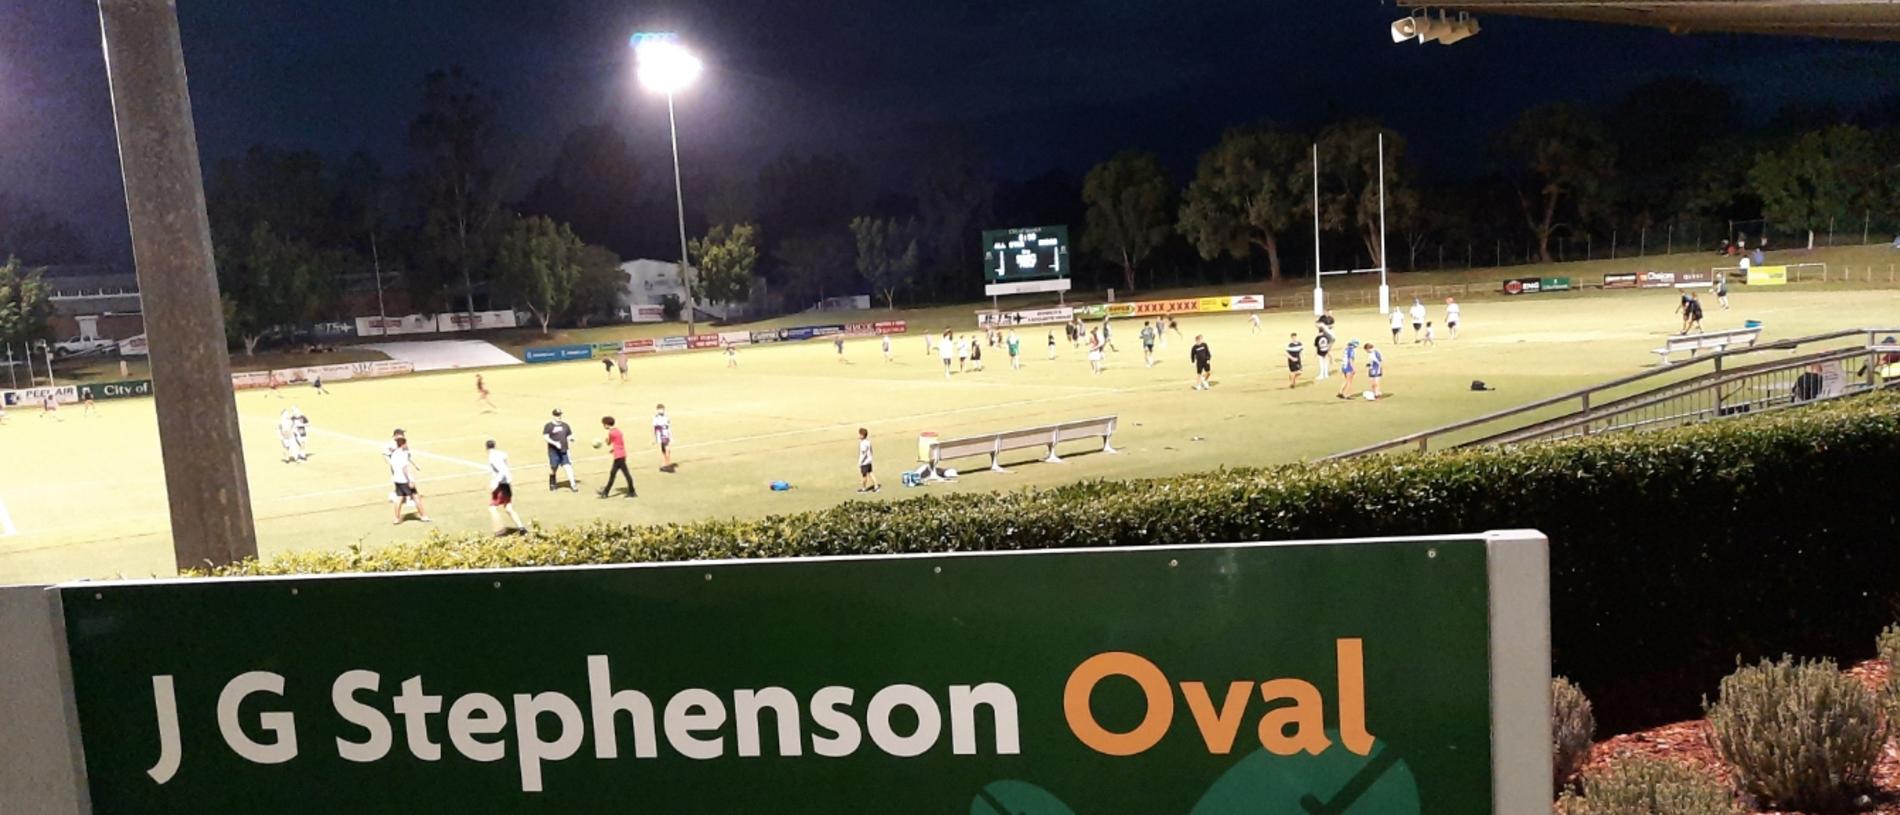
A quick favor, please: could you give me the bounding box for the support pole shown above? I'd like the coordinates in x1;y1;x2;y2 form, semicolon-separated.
1311;143;1324;317
99;0;258;570
1377;132;1390;316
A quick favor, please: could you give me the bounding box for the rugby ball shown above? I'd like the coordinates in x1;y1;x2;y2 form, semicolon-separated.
1363;391;1377;401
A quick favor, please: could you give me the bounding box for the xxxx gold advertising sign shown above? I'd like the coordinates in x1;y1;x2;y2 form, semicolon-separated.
53;533;1550;813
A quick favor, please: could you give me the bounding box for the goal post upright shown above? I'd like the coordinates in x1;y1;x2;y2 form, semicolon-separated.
1312;143;1325;317
1378;131;1391;317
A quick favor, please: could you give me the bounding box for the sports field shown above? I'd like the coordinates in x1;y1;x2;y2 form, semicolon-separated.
2;278;1897;583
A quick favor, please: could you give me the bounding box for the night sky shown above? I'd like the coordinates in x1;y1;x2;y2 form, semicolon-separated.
4;1;1898;264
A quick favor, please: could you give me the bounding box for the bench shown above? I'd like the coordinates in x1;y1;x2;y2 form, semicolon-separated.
1651;327;1761;364
928;416;1119;472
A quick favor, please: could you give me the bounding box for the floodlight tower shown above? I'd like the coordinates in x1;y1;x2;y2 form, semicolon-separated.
633;32;703;333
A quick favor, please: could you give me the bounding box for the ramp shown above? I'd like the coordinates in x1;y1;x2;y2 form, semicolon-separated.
361;340;521;372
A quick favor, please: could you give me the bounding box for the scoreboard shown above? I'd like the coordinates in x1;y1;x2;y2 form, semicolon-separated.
982;225;1070;283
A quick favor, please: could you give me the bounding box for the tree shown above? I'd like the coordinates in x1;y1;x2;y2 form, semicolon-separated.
1608;77;1739;224
409;67;506;316
216;222;343;355
1178;125;1305;282
775;232;855;309
1311;121;1418;270
1750;125;1878;249
851;216;920;310
518;123;652;257
571;244;626;327
492;216;586;335
687;224;758;310
1501;104;1617;264
1081;151;1172;293
912;142;994;301
0;256;54;351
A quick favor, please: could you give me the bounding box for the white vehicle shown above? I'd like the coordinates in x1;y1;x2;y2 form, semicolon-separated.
52;337;118;357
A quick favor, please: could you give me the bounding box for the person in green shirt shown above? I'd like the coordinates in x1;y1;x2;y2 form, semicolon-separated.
1139;322;1156;367
1006;330;1022;369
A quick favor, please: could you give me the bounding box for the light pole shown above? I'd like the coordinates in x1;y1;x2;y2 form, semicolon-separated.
633;33;703;334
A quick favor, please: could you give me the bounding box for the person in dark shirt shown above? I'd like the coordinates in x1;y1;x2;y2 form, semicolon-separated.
542;409;578;491
1792;365;1825;402
1314;331;1334;380
1284;333;1304;389
1190;335;1213;391
1684;294;1705;334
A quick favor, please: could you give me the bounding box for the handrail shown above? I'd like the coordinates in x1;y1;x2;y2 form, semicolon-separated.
1326;326;1900;459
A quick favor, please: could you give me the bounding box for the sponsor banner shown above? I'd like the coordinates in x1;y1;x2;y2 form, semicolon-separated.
687;334;722;350
781;327;816;342
628;305;666;324
230;371;273;390
1;385;79;406
311;321;357;338
843;322;879;337
622;338;657;355
1671;269;1714;288
1130;298;1201;316
367;361;415;378
1636;271;1676;289
1197;294;1267;312
591;342;626;357
1500;278;1542;296
55;533;1548;812
524;345;594;364
807;324;847;338
983;278;1072;297
1746;265;1788;286
78;379;153;401
749;330;782;345
978;307;1073;329
1538;277;1572;292
874;321;908;334
435;310;519;333
656;336;689;352
1602;273;1638;290
354;314;436;337
118;334;150;356
718;331;752;347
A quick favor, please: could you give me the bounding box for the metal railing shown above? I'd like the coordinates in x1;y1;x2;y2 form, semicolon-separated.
1327;327;1900;459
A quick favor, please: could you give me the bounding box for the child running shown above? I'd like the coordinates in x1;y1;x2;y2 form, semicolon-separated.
1140;321;1156;367
1087;328;1105;375
882;333;893;362
595;417;636;498
652;404;674;471
475;374;496;412
1046;330;1057;360
1388;308;1403;343
485;439;526;536
387;435;429;523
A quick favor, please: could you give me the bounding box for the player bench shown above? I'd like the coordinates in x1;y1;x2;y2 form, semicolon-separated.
1651;327;1762;364
928;416;1119;472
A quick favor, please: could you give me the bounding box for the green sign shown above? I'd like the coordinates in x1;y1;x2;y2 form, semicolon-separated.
1538;277;1572;292
982;225;1070;282
77;379;152;401
59;535;1546;813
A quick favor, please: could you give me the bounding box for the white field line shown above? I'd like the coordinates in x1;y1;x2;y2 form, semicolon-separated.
305;426;489;473
0;499;15;536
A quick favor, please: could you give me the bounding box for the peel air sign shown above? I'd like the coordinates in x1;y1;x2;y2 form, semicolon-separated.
57;533;1549;813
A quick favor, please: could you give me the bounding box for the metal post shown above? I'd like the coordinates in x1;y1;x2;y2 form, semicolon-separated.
1377;132;1390;316
666;92;696;335
1640;226;1647;257
1865;211;1871;245
1311;143;1323;317
98;0;258;570
41;342;55;389
1610;229;1617;260
371;232;386;329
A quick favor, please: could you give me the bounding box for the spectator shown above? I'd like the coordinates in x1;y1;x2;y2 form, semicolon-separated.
1792;364;1825;403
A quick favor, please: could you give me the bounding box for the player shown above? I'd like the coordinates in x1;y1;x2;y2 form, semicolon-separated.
1444;298;1460;339
970;335;984;371
40;392;60;421
939;330;955;377
856;427;880;493
1189;334;1212;390
1087;328;1105;375
475;374;496;412
835;335;848;363
652;404;674;471
1249;313;1261;334
616;351;630;382
1388;308;1403;342
1365;342;1385;399
1139;321;1156;367
485;439;526;536
543;408;579;492
387;435;429;524
278;408;302;463
956;334;970;373
311;373;330;395
1423;321;1437;347
1285;332;1303;389
1007;330;1021;369
292;407;310;457
881;333;893;363
80;389;96;417
267;372;284;399
1046;330;1057;360
1314;329;1334;380
1677;290;1695;333
595;416;636;498
1409;298;1426;342
1100;316;1118;352
1167;315;1184;343
601;357;616;382
724;339;739;368
1316;309;1337;338
1683;293;1705;334
1336;339;1360;399
1715;277;1731;310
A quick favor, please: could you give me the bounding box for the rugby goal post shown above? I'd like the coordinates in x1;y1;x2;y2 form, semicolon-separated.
1309;137;1393;316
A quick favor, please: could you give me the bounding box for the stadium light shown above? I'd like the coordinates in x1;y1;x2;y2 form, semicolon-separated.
1391;8;1480;45
631;32;703;333
1390;10;1427;43
1438;12;1482;44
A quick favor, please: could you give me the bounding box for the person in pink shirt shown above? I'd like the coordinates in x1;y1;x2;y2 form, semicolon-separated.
596;416;636;498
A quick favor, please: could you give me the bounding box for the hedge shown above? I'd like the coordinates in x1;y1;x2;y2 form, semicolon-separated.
220;391;1900;731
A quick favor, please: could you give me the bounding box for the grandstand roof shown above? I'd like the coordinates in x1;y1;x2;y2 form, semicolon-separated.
1397;1;1900;41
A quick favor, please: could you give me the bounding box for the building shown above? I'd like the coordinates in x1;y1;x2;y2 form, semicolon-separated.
40;265;144;343
618;259;691;310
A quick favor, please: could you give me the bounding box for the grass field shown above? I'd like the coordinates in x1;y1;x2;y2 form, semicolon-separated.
3;262;1898;583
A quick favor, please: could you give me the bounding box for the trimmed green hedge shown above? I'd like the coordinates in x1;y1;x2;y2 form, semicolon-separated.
222;392;1900;731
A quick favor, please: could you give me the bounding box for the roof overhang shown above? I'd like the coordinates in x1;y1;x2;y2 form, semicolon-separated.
1395;1;1900;41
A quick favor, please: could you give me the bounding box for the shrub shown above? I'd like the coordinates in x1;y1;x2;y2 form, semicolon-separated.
1705;656;1886;811
1878;623;1900;668
211;393;1900;730
1557;754;1741;815
1553;677;1597;792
